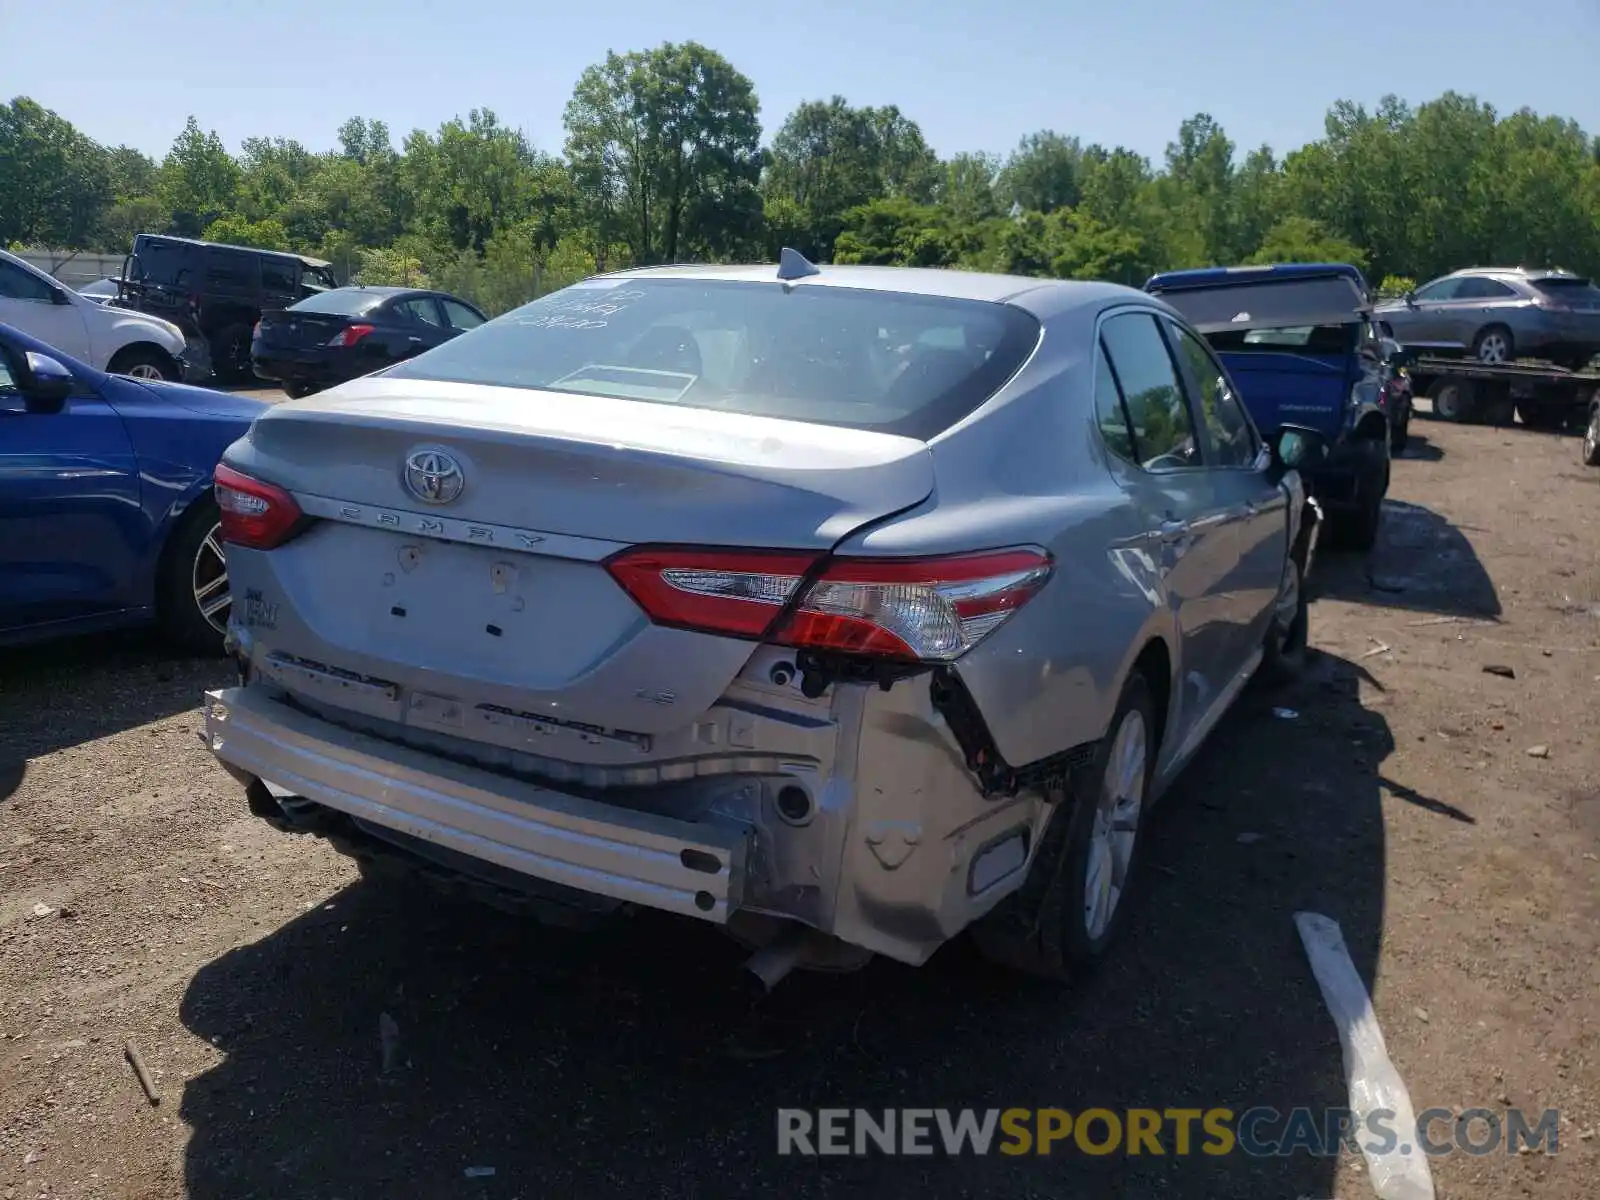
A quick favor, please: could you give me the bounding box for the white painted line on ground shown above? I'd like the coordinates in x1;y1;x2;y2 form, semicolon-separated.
1295;911;1436;1200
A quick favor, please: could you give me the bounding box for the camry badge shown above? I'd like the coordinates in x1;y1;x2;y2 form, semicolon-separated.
402;448;465;505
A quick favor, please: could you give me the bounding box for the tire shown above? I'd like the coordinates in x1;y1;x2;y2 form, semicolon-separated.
1583;405;1600;467
209;323;253;382
1335;452;1387;553
1428;378;1477;424
969;672;1156;980
283;381;320;399
1388;409;1409;455
156;499;230;656
106;345;178;382
1259;556;1309;684
1472;325;1514;365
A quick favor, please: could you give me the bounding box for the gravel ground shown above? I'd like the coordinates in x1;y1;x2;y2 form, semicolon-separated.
1;412;1596;1200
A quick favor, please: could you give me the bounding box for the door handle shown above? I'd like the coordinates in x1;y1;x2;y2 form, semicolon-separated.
408;336;423;343
1158;517;1189;540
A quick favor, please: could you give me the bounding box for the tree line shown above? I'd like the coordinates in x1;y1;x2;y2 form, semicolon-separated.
5;41;1600;313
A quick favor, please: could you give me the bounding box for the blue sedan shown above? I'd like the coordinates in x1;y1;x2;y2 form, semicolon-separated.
0;321;266;652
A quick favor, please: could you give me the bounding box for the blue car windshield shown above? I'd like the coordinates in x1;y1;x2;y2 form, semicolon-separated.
383;278;1040;440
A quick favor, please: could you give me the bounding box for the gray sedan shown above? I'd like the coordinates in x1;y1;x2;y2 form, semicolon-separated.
202;256;1325;983
1374;266;1600;369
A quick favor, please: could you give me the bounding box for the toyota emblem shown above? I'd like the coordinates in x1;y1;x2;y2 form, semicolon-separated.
402;448;465;505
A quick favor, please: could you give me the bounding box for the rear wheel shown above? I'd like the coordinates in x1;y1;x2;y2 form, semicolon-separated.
107;345;178;382
1259;556;1309;684
157;499;230;656
209;323;253;382
283;381;319;399
969;672;1155;980
1473;325;1513;365
1583;405;1600;467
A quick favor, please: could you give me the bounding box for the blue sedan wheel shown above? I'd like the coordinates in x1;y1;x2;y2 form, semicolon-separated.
159;501;231;655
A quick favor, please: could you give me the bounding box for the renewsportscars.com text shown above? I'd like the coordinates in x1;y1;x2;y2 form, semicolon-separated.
776;1107;1561;1158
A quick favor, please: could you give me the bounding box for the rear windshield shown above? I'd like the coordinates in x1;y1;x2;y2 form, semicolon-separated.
383;278;1040;439
1531;278;1600;300
1153;276;1367;334
1208;324;1357;354
290;288;390;315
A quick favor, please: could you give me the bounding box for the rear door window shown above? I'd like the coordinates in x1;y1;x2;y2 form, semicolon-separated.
206;249;260;291
385;278;1041;440
1093;343;1138;464
1167;321;1259;468
400;297;445;327
1455;277;1517;300
260;258;297;295
1099;311;1201;471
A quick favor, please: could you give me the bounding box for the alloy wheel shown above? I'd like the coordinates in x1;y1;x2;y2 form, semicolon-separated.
192;523;231;634
1083;708;1147;940
1476;332;1510;364
125;363;168;381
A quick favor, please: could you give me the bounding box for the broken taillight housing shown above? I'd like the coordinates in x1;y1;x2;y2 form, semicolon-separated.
606;546;1053;662
214;464;306;550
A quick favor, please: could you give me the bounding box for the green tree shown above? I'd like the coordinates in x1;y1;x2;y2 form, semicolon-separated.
762;96;940;259
0;98;114;247
832;196;957;267
995;131;1082;213
565;42;762;265
158;116;240;235
201;213;290;250
1247;216;1368;271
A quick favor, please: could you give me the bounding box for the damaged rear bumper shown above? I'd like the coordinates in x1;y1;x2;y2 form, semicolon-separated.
203;686;749;923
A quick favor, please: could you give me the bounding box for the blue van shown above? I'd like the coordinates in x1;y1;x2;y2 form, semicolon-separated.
1145;263;1396;550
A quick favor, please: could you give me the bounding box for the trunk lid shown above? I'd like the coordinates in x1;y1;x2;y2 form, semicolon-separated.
256;308;353;351
224;378;935;739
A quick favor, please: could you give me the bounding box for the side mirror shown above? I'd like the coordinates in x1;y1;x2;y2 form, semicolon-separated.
1402;291;1417;307
1268;423;1330;480
21;351;76;413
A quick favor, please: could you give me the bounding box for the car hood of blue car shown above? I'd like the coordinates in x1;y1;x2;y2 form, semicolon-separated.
127;377;271;420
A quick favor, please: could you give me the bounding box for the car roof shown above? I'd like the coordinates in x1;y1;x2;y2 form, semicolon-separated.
595;261;1146;318
1145;262;1369;292
134;233;332;269
1448;266;1582;282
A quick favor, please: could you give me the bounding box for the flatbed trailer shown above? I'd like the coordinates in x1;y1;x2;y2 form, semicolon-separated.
1409;357;1598;431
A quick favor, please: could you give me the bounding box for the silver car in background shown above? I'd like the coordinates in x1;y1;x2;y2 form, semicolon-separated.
202;256;1324;983
1375;266;1600;370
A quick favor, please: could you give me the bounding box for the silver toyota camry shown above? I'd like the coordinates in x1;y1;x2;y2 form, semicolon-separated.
203;253;1324;983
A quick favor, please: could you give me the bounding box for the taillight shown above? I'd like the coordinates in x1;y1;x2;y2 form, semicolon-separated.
326;323;375;347
606;546;1052;662
214;464;306;550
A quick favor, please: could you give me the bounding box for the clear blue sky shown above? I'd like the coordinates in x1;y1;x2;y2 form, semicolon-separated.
7;0;1599;165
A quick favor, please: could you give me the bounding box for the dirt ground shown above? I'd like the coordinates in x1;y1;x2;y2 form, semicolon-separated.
1;411;1596;1200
